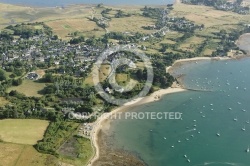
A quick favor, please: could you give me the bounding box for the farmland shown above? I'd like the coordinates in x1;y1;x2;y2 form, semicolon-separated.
0;142;58;166
45;18;104;39
0;119;93;166
0;119;49;145
108;15;155;34
0;1;250;166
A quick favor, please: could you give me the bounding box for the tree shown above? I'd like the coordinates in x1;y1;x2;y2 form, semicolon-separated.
12;78;23;86
136;69;143;80
236;0;243;5
97;3;104;8
69;36;85;44
43;73;53;83
9;90;18;96
0;69;6;81
52;35;58;40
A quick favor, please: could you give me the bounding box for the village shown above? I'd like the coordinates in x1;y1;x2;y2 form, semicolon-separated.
182;0;250;14
0;32;102;78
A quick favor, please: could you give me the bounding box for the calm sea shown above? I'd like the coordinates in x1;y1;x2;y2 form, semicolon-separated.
0;0;174;7
108;57;250;166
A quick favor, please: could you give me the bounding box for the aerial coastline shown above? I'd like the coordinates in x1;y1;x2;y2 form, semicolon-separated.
88;87;186;165
88;55;240;165
1;0;250;165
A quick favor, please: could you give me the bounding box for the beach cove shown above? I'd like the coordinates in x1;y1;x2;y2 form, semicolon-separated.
1;0;250;165
88;86;186;166
88;45;250;165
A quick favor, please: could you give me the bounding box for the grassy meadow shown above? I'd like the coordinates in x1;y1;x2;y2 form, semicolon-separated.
0;142;58;166
7;80;46;97
0;119;49;145
108;15;155;34
45;18;105;38
0;119;93;166
0;1;250;166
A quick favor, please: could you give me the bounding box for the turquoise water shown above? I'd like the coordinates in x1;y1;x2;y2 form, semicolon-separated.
0;0;174;7
109;58;250;166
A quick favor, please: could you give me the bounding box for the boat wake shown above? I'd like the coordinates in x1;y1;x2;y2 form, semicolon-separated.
184;128;197;133
194;161;244;166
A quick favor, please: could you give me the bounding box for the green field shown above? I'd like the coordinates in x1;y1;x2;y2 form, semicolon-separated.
84;64;111;86
0;119;49;145
116;73;130;86
0;142;58;166
45;18;103;39
171;2;250;28
7;80;46;97
0;119;93;166
108;15;155;34
0;1;250;166
179;36;205;52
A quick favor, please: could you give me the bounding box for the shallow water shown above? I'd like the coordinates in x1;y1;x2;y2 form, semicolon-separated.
109;58;250;166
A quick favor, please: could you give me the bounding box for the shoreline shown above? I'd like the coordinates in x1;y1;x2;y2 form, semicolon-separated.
87;86;186;166
166;56;232;73
88;55;246;165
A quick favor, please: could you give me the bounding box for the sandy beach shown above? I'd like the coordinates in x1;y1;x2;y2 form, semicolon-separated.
88;56;237;166
87;86;186;166
166;56;232;73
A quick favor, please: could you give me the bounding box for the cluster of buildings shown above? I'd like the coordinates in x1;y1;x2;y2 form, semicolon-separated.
78;123;93;138
216;2;249;14
0;34;103;77
167;17;204;31
182;0;249;15
26;72;39;80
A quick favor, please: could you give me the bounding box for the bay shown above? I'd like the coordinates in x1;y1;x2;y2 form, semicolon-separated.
108;58;250;166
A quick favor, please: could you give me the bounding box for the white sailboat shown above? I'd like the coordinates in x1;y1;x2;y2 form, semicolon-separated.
234;117;238;121
242;126;246;131
216;132;220;137
246;146;249;153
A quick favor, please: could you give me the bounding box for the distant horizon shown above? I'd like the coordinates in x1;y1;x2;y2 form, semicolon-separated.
0;0;174;7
